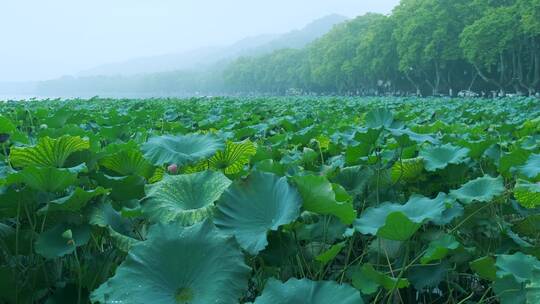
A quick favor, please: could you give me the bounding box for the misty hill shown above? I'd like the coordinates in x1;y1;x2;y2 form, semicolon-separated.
79;14;347;77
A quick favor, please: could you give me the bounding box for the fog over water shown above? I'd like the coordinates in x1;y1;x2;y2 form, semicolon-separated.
0;0;399;82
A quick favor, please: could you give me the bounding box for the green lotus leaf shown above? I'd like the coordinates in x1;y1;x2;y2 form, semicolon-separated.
142;171;231;225
470;256;497;281
7;166;80;192
493;275;526;304
189;140;257;175
0;116;16;134
0;186;37;218
450;175;505;204
94;173;146;203
457;138;496;159
517;154;540;180
315;242;345;265
496;252;540;283
419;143;470;172
499;148;531;177
90;221;250;304
514;180;540;208
420;234;460;264
526;270;540;304
514;217;540;245
376;212;422;241
292;175;356;225
10;135;90;168
214;171;301;255
100;149;154;178
407;262;449;291
35;224;90;259
333;166;373;196
351;263;409;294
253;278;363;304
391;157;424;183
142;133;224;166
354;193;450;240
253;159;287;176
365;108;396;129
88;202;139;252
38;187;109;214
389;128;438;145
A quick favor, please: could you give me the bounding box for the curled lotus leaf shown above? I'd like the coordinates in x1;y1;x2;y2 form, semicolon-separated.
90;221;250;304
141;170;231;225
214;171;301;255
142;133;224;166
253;278;363;304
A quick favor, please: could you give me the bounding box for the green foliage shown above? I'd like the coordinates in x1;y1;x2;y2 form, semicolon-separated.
91;221;250;304
1;96;540;304
141;171;231;225
142;133;224;166
10;135;90;168
253;278;363;304
214;171;301;255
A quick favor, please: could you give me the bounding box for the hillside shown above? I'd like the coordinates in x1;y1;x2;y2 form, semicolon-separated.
78;14;347;77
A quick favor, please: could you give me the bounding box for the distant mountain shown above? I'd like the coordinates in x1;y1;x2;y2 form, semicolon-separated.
79;14;347;77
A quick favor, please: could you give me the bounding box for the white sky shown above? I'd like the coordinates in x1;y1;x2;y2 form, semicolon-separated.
0;0;399;82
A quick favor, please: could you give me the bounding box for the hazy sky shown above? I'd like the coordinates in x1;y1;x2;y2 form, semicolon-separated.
0;0;399;82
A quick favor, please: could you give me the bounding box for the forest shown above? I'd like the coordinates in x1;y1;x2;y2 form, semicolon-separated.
223;0;540;96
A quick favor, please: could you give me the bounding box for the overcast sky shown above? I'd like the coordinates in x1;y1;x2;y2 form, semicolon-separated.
0;0;399;82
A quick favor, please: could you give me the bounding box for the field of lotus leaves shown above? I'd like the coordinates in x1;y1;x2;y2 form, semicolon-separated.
1;96;540;304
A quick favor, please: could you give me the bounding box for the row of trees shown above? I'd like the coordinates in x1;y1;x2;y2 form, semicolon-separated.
223;0;540;96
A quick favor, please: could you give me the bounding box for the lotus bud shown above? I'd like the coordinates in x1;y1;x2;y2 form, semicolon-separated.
168;164;178;174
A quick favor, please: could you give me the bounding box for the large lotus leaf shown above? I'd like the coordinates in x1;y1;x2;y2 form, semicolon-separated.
142;134;224;166
365;108;398;129
496;252;540;283
354;193;449;240
292;175;356;225
333;165;373;196
94;173;146;202
7;166;80;192
514;180;540;208
351;263;409;294
457;138;496;159
100;149;154;178
389;128;438;145
189;140;257;175
88;202;139;252
450;175;505;204
0;116;16;134
470;256;497;281
499;148;531;176
38;187;109;214
419;143;470;172
90;221;250;304
214;171;301;255
526;270;540;304
391;158;424;183
35;224;90;259
10;135;90;168
517;154;540;180
493;275;526;304
0;186;37;218
408;262;449;291
142;171;231;225
420;234;460;264
253;278;363;304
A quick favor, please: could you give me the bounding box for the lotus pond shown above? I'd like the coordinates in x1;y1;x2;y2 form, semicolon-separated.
1;97;540;303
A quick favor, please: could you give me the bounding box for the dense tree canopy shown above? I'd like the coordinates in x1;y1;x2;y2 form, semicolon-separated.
223;0;540;96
